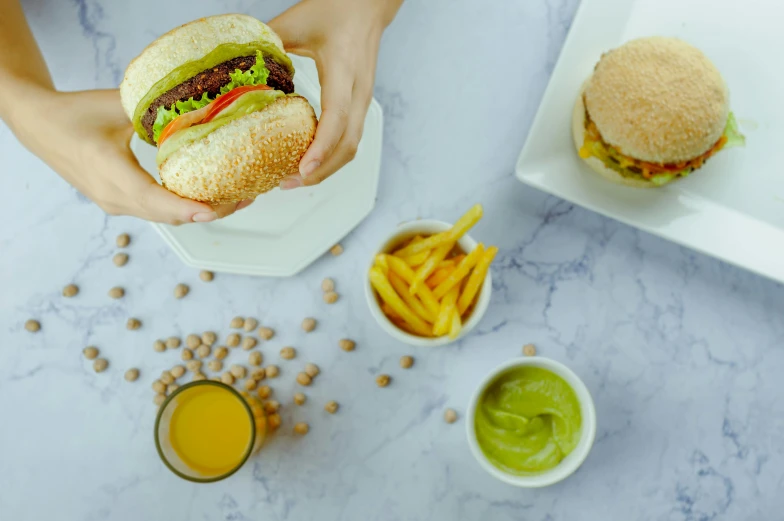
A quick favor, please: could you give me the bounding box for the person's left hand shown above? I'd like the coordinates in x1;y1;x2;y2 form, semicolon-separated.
269;0;403;189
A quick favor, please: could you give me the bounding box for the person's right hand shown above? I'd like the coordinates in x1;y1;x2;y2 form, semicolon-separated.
10;88;252;225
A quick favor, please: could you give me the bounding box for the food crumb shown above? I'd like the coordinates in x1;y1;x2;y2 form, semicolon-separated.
296;372;312;386
186;360;202;373
181;348;194;361
294;422;309;435
126;318;141;330
523;343;537;357
323;291;339;304
153;339;166;353
201;331;217;346
113;253;129;267
444;408;458;424
293;392;306;406
243;318;258;332
166;337;181;349
214;346;229;360
265;365;280;378
376;374;391;387
124;368;140;382
230;364;247;379
170;365;186;379
241;336;257;350
83;346;99;360
304;363;320;378
324;400;339;414
174;283;189;299
62;284;79;298
264;400;280;414
330;244;343;256
199;270;214;282
24;319;41;332
196;344;211;358
208;360;223;372
248;351;263;367
257;385;272;399
399;355;414;369
258;326;275;340
152;380;166;394
244;379;258;391
339;338;355;352
116;233;130;248
230;316;245;329
93;358;109;373
226;333;241;347
108;287;125;299
267;413;281;430
186;334;201;349
280;346;296;360
321;278;335;292
301;317;317;332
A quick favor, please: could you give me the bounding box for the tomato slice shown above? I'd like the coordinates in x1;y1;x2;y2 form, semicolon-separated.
201;84;272;124
157;103;213;146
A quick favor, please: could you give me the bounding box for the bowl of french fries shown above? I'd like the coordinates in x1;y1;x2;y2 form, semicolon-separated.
366;204;497;346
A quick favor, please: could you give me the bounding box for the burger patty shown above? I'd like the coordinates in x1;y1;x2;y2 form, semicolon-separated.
141;55;294;142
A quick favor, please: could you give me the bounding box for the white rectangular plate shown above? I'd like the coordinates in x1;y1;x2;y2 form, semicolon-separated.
516;0;784;283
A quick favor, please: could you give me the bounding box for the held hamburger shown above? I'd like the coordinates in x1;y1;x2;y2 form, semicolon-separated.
572;36;744;188
120;14;317;203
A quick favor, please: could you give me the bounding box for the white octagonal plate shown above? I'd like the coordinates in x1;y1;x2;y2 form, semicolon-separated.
131;55;383;277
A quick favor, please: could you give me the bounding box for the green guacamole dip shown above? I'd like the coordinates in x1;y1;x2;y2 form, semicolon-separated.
475;366;582;475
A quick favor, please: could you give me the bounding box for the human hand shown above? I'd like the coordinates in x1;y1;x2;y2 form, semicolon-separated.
10;88;253;224
270;0;403;189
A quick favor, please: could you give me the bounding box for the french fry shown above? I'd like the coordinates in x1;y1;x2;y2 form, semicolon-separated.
369;267;432;336
410;242;453;295
389;272;435;323
394;204;483;257
374;254;390;276
382;302;402;320
426;266;454;289
448;309;462;340
433;244;485;299
433;286;460;336
457;246;497;315
400;249;431;267
437;254;466;270
386;256;441;317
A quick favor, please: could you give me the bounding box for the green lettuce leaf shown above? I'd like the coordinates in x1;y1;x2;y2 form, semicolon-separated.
723;111;745;148
151;50;271;143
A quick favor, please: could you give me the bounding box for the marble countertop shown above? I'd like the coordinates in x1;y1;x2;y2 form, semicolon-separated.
2;0;784;519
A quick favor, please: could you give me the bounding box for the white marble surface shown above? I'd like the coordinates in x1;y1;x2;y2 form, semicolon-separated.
2;0;784;519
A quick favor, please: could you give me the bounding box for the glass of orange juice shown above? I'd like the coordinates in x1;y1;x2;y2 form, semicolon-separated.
154;381;266;482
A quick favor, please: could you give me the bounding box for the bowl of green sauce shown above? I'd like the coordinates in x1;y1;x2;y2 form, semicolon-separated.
466;357;596;487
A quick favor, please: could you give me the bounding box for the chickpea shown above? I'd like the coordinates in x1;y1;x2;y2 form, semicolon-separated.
174;283;189;299
192;373;207;381
185;334;201;349
230;316;245;329
153;340;166;353
304;363;320;378
221;372;235;385
376;374;391;387
241;336;257;350
323;291;339;304
257;386;272;399
196;344;211;359
523;343;537;357
210;376;222;382
199;270;214;282
108;287;124;299
166;336;181;349
248;351;263;367
294;422;310;435
113;253;129;267
324;401;339;414
339;339;355;352
170;365;186;379
296;372;312;387
186;360;202;373
93;358;109;373
243;317;258;332
62;284;79;298
83;346;99;360
124;368;140;382
280;346;296;360
208;360;223;372
258;327;275;340
230;365;247;379
399;355;414;369
116;233;130;248
152;380;166;394
201;331;217;346
330;244;343;256
265;365;279;378
126;318;141;330
226;333;241;348
24;319;41;332
321;278;335;292
293;393;306;406
264;400;280;414
267;413;281;430
160;371;174;385
154;394;166;406
444;408;458;424
244;379;258;391
301;317;317;332
214;346;229;360
166;383;179;394
181;348;194;361
250;368;266;381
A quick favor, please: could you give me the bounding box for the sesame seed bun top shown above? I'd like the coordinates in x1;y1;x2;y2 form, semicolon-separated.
584;36;729;164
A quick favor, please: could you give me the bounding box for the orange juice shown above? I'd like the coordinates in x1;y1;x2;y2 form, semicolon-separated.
168;384;253;475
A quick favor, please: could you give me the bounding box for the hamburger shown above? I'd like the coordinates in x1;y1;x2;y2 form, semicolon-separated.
572;37;744;188
120;14;317;203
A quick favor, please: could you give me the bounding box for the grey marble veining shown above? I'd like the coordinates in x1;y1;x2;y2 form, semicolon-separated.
2;0;784;519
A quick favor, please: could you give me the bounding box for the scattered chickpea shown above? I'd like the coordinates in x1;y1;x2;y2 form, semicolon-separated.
301;317;317;332
248;351;263;367
304;363;320;378
251;368;266;381
83;346;99;360
199;270;214;282
196;344;211;359
113;253;129;267
160;371;174;385
93;358;109;373
258;327;275;340
230;365;247;379
126;318;141;330
294;422;310;435
108;287;124;299
376;374;391;387
166;336;181;349
221;372;235;385
523;343;537;357
444;408;458;424
280;346;296;360
293;393;306;406
170;365;186;379
174;283;189;299
192;373;206;381
24;319;41;332
330;244;343;256
400;355;414;369
321;278;335;292
265;365;280;378
267;413;281;430
257;386;272;399
244;379;258;391
62;284;79;298
181;348;193;361
296;372;312;386
230;316;245;329
154;394;166;406
124;368;140;382
186;360;202;373
242;336;257;350
186;334;201;349
152;380;166;394
116;233;130;248
339;338;355;352
243;318;258;332
226;333;241;348
201;331;217;346
208;360;223;372
264;400;280;414
153;340;166;353
166;383;179;394
324;401;339;414
323;291;339;304
214;346;229;360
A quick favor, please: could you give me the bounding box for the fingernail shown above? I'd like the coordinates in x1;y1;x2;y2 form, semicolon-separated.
236;198;255;211
300;160;321;178
192;211;218;222
280;177;303;190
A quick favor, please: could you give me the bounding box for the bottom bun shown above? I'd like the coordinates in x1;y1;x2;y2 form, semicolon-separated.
159;95;317;204
571;84;656;189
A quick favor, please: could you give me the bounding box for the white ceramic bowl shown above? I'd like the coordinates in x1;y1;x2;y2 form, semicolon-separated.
466;357;597;487
364;219;492;347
